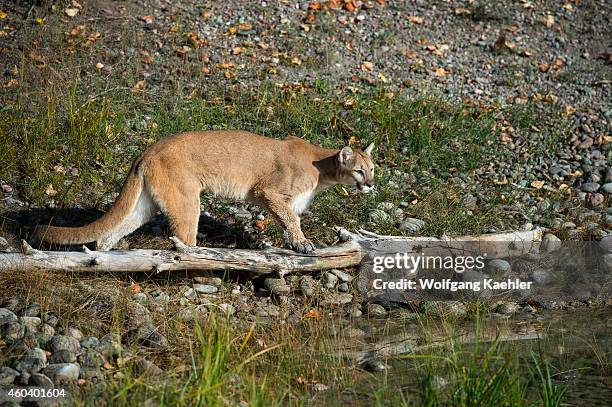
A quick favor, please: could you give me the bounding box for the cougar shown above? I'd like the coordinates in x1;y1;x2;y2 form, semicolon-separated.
34;130;375;253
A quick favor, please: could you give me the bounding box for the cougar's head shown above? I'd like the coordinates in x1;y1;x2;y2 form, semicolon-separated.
336;143;375;193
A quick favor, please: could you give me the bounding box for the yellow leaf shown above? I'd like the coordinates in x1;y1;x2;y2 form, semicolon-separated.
0;10;7;19
291;57;302;65
531;180;545;189
35;17;45;25
232;46;246;55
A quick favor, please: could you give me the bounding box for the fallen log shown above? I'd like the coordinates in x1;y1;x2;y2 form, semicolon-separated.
0;227;543;275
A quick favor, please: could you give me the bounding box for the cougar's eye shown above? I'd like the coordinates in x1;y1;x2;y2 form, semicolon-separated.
355;169;365;177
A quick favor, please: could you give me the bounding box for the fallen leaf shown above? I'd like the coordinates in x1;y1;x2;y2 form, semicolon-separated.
344;0;357;12
542;14;555;28
131;283;142;294
232;46;247;55
65;8;79;17
538;61;550;73
254;220;267;230
434;67;448;77
407;16;424;24
45;184;58;196
361;61;374;71
3;78;17;88
455;7;471;15
304;309;324;318
95;62;104;69
291;57;302;65
186;31;207;48
304;13;316;24
140;15;154;24
309;1;322;10
0;10;7;19
563;105;576;116
531;180;545;189
326;0;342;9
132;80;145;92
35;17;45;24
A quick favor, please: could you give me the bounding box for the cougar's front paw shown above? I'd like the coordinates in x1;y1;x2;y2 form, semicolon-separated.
290;239;316;254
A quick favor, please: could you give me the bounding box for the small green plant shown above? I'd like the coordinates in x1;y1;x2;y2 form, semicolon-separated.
531;355;567;407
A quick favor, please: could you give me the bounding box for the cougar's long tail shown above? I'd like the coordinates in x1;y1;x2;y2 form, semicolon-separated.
33;167;144;247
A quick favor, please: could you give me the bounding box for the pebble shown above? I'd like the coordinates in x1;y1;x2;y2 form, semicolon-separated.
338;282;350;292
263;278;290;295
299;276;316;297
182;287;197;300
151;290;170;303
359;358;387;372
398;218;425;233
134;357;163;376
377;202;395;212
22;303;41;317
322;271;338;289
65;327;83;340
496;302;520;315
29;373;54;387
485;259;511;275
193;284;219;294
0;367;20;385
15;348;47;373
313;383;330;392
330;269;353;283
348;307;362;318
193;276;223;287
321;292;353;305
42;363;80;385
0;308;18;324
43;312;58;327
48;335;81;353
602;183;612;194
1;321;24;342
599;236;612;253
19;317;42;332
369;209;390;223
367;303;387;317
50;349;77;364
541;233;562;253
590;193;604;207
531;270;553;285
581;182;600;192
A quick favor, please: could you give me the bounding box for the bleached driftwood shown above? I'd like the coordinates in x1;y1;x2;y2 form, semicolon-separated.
0;227;543;275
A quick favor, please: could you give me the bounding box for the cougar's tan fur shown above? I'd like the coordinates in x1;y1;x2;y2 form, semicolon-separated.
34;130;375;253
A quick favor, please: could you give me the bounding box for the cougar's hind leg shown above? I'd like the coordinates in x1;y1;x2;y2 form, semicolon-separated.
148;181;201;246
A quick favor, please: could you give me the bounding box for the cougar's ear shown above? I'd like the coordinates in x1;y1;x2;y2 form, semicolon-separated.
338;146;354;164
363;142;375;156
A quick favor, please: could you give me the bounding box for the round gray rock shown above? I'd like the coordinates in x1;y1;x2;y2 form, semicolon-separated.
486;259;511;275
48;335;81;353
42;363;80;385
581;182;600;193
15;348;47;373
